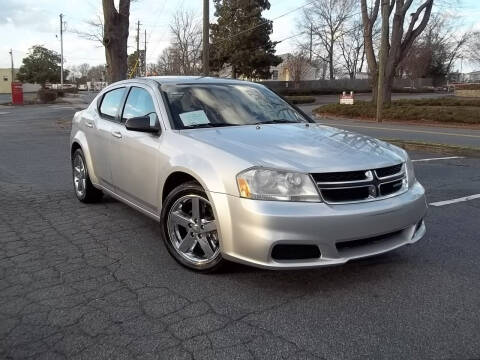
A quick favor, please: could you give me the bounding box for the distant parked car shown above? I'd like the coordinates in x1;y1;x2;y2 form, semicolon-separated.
70;77;427;272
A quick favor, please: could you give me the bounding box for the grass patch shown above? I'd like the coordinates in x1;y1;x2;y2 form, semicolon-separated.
315;97;480;124
285;95;316;104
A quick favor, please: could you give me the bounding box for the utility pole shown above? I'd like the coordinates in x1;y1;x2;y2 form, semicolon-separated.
9;49;14;83
376;0;389;123
59;13;64;88
202;0;209;76
309;24;313;63
136;20;141;77
144;29;147;77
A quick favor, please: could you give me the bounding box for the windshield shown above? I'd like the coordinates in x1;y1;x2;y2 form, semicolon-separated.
161;83;309;129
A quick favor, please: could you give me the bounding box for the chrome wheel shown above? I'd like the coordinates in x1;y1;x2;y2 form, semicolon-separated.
167;194;220;265
73;154;86;198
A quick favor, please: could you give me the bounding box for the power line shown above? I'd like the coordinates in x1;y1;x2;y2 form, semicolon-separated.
277;32;306;44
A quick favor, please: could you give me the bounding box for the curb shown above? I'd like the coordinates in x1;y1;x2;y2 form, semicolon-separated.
314;114;480;130
382;139;480;158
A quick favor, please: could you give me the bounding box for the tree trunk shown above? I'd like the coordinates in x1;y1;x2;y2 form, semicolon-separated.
370;72;378;104
376;0;390;123
360;0;379;104
383;71;395;106
329;43;334;80
103;0;130;82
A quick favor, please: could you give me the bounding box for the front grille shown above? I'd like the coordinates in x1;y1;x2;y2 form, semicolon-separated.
379;179;404;196
271;244;321;260
312;163;405;204
321;187;370;203
336;230;403;251
312;170;367;183
375;163;403;178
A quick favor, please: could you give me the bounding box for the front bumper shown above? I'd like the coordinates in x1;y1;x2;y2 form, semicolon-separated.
209;181;427;269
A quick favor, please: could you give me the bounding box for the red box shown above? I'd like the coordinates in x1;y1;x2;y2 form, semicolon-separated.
11;82;24;105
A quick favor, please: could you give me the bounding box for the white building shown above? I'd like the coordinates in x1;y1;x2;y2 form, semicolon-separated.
464;71;480;82
267;54;324;81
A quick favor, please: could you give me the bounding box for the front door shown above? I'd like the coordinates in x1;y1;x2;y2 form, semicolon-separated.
90;87;126;190
109;85;161;214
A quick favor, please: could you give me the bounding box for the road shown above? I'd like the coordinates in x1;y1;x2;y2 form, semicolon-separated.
1;105;480;359
297;93;480;149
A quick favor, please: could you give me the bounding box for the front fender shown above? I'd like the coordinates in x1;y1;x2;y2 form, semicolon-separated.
71;130;99;186
160;133;252;197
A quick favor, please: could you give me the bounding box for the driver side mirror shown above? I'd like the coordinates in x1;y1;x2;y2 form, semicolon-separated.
125;115;160;133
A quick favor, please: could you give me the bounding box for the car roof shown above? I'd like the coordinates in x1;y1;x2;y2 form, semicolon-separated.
112;76;254;87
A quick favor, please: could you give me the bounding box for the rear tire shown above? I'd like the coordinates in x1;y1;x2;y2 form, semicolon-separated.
72;148;103;203
161;181;225;272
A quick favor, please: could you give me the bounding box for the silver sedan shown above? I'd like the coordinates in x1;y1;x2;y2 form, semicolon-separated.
70;76;427;272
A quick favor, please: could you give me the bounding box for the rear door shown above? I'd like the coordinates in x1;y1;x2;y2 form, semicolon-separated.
89;87;126;190
109;85;161;214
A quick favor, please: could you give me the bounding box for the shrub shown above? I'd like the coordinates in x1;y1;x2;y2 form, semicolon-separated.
314;98;480;124
37;88;58;103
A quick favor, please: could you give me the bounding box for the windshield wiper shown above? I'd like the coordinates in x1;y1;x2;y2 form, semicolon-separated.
182;123;239;129
256;119;300;125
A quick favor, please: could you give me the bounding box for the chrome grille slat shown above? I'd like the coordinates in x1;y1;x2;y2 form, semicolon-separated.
312;163;406;204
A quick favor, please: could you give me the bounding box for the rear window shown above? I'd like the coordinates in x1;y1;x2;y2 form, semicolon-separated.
99;88;125;118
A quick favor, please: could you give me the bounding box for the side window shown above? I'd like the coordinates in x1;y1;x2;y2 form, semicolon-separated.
99;88;125;119
122;87;158;126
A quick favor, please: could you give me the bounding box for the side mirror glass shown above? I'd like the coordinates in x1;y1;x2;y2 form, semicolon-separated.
125;115;160;133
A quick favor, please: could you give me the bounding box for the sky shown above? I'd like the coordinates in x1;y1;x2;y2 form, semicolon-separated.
1;0;479;72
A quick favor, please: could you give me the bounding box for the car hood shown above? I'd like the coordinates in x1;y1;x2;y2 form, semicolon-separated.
180;123;406;173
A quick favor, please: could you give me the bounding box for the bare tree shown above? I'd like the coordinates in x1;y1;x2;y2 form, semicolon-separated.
169;9;203;75
423;14;469;76
338;20;366;79
299;0;356;80
72;15;104;46
78;63;90;78
399;44;432;84
102;0;131;82
362;0;434;108
469;32;480;65
87;65;106;82
284;52;311;83
146;63;159;76
157;47;182;76
396;13;469;86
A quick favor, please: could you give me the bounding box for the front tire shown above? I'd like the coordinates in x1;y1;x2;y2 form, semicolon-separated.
72;148;103;203
161;181;224;272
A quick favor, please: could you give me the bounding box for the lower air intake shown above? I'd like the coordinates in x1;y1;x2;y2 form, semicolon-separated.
271;244;321;260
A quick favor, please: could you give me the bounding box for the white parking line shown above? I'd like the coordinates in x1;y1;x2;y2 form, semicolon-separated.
430;194;480;207
0;112;11;115
48;105;74;110
412;156;464;162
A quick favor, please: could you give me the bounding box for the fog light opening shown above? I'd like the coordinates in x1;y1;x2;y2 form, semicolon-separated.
271;244;321;261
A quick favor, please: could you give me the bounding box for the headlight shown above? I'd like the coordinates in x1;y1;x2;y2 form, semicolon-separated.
236;168;321;202
405;154;416;188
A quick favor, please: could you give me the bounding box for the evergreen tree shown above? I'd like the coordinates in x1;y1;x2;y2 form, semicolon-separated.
210;0;282;79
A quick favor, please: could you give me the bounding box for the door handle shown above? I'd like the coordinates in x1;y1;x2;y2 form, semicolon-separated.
111;131;122;139
85;121;94;128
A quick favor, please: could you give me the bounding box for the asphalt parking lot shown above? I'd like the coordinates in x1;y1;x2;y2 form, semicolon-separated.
0;104;479;359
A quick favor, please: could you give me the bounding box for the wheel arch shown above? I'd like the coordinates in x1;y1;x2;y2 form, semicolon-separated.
161;171;203;203
70;133;99;185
